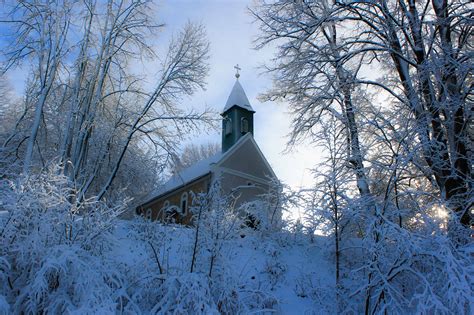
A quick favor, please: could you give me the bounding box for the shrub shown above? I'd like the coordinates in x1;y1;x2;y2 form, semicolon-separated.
0;165;128;313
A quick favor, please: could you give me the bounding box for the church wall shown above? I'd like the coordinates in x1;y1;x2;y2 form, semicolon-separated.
138;174;212;225
138;170;272;226
219;172;270;214
220;140;274;180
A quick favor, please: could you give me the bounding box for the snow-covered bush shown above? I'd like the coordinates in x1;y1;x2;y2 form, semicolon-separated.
151;273;218;314
294;271;319;299
189;181;243;275
287;218;309;244
210;276;245;314
128;216;170;275
261;243;286;291
120;258;167;314
0;165;128;313
264;258;287;290
239;178;294;238
340;207;474;314
14;245;126;313
238;289;279;313
294;272;334;314
209;269;281;314
0;256;9;314
124;217;195;314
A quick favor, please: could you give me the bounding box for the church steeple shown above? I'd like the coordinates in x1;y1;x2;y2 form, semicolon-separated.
221;66;255;152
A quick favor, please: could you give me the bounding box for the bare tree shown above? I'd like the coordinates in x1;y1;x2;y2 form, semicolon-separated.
251;0;372;199
1;0;72;174
96;22;211;200
252;0;472;226
1;1;213;203
171;142;220;174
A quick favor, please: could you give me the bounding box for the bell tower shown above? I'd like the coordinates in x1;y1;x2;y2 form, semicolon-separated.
221;65;255;152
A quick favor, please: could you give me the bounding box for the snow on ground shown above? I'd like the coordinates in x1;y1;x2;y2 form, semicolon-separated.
112;220;336;314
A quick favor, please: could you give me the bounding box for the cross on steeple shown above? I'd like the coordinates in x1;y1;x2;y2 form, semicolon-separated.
234;64;241;79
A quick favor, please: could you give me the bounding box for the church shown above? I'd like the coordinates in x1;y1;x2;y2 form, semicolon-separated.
136;70;277;225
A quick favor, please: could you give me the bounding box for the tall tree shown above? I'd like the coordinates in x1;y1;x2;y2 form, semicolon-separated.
251;0;371;200
252;0;473;226
1;0;72;174
0;0;212;203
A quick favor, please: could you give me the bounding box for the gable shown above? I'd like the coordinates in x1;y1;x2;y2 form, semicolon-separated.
217;135;276;181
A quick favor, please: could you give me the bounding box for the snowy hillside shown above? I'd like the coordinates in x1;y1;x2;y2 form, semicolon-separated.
0;170;472;314
113;221;336;314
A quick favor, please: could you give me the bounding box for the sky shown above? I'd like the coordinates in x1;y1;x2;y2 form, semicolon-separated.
150;0;323;192
3;0;323;199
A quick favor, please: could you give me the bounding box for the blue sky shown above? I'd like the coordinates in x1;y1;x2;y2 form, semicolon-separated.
4;0;323;200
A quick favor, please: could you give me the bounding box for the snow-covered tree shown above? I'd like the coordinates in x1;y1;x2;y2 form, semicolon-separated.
0;0;214;204
171;142;220;174
252;1;473;312
251;0;372;200
252;0;473;227
0;165;129;313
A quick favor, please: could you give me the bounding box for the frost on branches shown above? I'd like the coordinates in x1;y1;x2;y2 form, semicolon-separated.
0;166;128;313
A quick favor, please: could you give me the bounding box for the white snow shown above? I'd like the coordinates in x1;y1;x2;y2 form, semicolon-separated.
112;220;336;314
223;79;255;113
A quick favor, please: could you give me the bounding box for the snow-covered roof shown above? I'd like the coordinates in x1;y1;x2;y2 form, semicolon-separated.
222;80;255;113
151;152;222;199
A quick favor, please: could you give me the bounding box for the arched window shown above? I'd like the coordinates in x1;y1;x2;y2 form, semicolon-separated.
241;117;249;134
159;201;170;218
163;200;170;209
225;117;232;136
180;192;188;215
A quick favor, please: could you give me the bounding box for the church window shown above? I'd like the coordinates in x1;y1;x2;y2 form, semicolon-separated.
180;192;188;215
225;117;232;136
241;117;249;134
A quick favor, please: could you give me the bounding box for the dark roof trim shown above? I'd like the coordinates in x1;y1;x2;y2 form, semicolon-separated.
221;104;255;116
